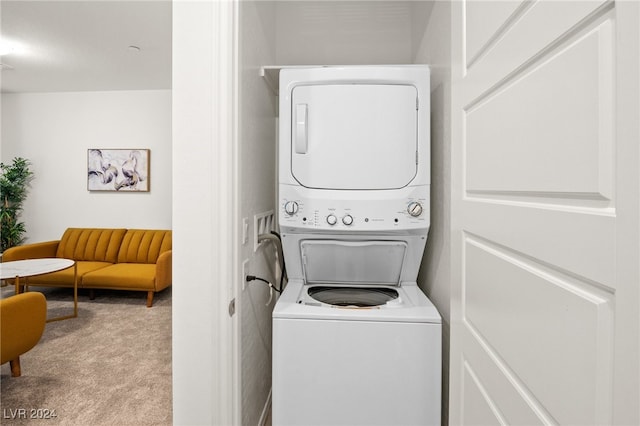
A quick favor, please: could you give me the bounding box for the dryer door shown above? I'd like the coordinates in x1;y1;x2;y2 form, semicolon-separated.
291;84;418;190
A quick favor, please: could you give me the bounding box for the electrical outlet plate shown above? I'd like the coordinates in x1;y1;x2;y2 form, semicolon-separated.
254;210;275;252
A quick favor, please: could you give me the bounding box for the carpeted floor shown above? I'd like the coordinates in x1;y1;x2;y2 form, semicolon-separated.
0;285;172;425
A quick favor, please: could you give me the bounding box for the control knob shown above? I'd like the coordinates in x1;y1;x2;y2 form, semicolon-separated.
326;214;338;226
284;201;299;216
342;215;354;226
407;202;423;217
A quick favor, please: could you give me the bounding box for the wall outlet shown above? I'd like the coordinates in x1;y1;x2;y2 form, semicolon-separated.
254;210;275;252
242;259;250;290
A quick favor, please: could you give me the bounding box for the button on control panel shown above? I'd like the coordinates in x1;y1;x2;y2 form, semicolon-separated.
326;214;338;226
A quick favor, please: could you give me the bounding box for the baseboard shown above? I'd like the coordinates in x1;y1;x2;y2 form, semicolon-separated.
259;388;272;426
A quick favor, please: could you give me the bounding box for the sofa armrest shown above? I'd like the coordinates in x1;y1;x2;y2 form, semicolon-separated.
2;241;60;262
1;292;47;376
155;250;172;291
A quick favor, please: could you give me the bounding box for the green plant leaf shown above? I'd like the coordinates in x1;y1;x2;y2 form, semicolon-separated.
0;157;34;251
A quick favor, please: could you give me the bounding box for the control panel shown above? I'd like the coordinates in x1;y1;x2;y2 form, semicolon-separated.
279;185;429;232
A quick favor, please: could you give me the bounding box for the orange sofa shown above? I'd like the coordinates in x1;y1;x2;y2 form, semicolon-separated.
2;228;172;307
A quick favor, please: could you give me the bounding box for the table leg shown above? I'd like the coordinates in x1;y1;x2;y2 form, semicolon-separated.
73;262;78;317
46;262;78;322
14;275;20;295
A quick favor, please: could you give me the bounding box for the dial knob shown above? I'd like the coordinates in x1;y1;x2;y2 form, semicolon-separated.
342;215;354;226
284;201;299;216
407;202;423;217
326;214;337;226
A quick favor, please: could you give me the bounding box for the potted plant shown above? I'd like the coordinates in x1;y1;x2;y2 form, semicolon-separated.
0;157;34;252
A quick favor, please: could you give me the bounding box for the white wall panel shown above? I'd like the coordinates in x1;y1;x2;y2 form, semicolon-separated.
465;0;525;67
451;0;639;425
464;237;613;425
463;1;609;102
462;329;549;425
238;2;278;426
462;202;615;289
411;3;452;423
466;20;613;200
462;362;504;426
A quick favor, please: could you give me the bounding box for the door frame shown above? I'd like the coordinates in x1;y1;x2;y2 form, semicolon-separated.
172;0;240;424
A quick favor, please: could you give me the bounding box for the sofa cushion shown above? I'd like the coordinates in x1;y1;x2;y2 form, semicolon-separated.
117;229;172;264
56;228;127;263
81;263;157;290
27;261;113;287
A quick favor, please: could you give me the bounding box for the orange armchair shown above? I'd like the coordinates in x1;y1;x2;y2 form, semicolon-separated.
1;292;47;377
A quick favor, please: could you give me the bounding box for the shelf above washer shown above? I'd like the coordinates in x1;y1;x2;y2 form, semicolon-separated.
259;66;281;95
260;65;326;95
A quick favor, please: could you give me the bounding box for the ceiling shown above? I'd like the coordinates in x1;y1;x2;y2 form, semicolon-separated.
0;0;172;94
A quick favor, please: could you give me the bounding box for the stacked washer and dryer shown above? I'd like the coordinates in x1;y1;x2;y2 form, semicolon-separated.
273;66;441;425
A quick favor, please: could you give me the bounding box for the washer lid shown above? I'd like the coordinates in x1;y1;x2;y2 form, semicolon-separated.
301;240;407;285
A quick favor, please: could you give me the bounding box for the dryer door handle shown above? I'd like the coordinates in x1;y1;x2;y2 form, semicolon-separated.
295;104;308;154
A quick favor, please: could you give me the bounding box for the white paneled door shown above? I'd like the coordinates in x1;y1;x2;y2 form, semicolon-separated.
450;1;639;425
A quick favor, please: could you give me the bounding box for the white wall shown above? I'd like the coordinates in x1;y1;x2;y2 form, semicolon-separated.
238;2;278;425
1;90;172;242
412;2;452;424
275;1;413;65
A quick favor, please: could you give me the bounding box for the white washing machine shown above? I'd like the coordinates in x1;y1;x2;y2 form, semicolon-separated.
273;66;441;426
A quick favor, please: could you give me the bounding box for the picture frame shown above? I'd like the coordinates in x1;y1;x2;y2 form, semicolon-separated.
87;149;150;192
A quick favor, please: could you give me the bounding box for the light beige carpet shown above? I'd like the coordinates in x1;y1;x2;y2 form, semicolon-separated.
0;285;172;425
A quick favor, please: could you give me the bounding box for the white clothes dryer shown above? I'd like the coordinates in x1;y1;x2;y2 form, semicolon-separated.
273;66;441;426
